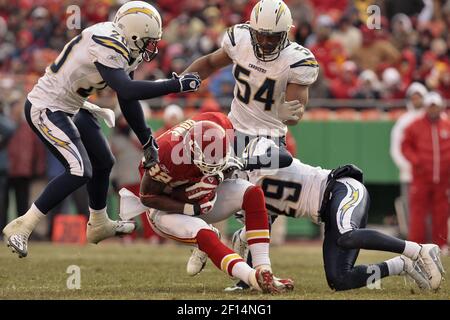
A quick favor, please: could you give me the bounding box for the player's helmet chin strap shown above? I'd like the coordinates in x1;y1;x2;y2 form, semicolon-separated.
134;37;159;62
249;28;289;62
190;140;230;176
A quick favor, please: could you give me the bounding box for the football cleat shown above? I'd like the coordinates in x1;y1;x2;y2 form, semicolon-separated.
273;276;294;292
248;268;279;294
186;225;220;276
401;256;431;290
416;244;445;290
86;219;136;244
187;248;208;276
231;228;248;261
3;216;32;258
224;280;250;292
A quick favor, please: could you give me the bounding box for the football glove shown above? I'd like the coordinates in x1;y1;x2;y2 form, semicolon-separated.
186;175;221;201
142;135;159;169
183;194;217;216
277;92;304;123
172;72;201;93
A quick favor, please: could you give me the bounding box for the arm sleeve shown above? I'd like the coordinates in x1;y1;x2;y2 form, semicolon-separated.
95;62;181;101
118;97;152;146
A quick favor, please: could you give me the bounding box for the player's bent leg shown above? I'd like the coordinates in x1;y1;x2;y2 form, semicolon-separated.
3;101;92;258
74;109;114;210
195;228;278;294
200;179;293;291
148;209;278;293
323;178;433;290
73;109;135;244
187;225;220;276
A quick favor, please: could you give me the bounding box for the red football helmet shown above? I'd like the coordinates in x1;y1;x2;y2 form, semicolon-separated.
183;120;231;175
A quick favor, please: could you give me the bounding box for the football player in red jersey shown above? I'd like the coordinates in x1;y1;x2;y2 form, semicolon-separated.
123;112;293;293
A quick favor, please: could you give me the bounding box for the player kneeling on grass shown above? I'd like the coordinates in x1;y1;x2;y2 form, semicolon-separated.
120;112;293;293
188;138;445;292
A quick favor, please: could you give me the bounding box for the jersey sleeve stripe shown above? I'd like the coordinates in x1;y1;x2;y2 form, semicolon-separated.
290;57;319;68
92;35;130;62
226;26;236;46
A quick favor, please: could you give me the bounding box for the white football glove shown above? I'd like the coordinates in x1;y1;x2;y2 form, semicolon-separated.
183;194;217;216
277;92;304;123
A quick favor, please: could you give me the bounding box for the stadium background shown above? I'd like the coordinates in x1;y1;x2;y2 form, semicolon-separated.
1;0;449;241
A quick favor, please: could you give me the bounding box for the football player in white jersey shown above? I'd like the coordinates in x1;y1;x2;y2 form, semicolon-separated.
3;1;202;258
183;0;318;170
218;138;445;292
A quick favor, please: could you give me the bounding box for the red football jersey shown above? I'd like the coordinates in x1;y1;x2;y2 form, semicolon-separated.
142;112;234;187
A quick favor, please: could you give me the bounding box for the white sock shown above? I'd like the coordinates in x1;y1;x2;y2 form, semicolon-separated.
231;261;253;285
249;243;271;268
22;204;45;230
88;207;108;224
403;241;421;260
385;256;405;275
240;227;247;242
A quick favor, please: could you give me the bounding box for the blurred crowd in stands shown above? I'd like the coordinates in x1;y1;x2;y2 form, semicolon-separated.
1;0;450;112
1;0;450;241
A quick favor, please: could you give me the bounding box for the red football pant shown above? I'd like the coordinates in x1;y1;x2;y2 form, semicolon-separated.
409;180;449;248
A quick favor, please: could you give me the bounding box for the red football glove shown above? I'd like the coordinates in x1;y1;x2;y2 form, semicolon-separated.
185;175;221;201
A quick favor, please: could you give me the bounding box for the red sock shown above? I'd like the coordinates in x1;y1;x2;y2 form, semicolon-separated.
196;229;244;276
242;186;271;267
242;186;270;245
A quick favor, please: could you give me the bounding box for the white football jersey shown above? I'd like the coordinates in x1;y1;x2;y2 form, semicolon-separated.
28;22;143;114
248;158;330;224
222;24;319;137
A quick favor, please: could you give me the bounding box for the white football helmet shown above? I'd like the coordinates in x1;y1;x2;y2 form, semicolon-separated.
113;1;162;61
249;0;293;62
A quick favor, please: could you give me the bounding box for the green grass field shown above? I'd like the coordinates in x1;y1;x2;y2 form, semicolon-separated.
0;242;449;300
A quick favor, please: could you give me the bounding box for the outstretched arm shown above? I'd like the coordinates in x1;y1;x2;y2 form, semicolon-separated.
95;62;201;101
182;48;232;80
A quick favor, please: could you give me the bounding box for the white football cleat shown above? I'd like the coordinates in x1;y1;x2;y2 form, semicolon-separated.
273;276;294;292
187;248;208;276
231;228;248;261
186;225;220;276
224;284;247;292
401;256;431;290
86;219;136;244
416;244;445;290
3;216;32;258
